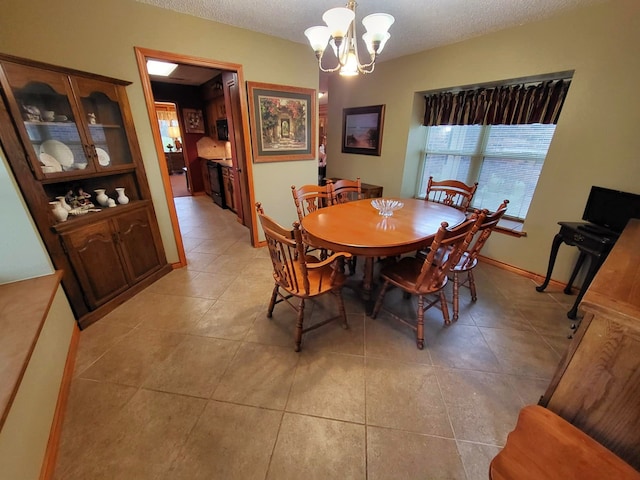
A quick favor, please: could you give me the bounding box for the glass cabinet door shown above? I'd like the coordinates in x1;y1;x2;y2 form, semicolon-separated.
0;61;96;178
71;77;134;171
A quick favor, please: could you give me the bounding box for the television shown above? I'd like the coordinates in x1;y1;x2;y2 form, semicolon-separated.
582;186;640;233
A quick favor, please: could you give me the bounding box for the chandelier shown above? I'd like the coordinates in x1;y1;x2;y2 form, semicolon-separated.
304;1;394;76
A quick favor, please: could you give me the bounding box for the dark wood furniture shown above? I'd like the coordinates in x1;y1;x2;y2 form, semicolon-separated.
327;177;382;199
535;221;618;319
489;405;640;480
371;214;482;348
301;199;467;311
425;176;478;211
449;199;509;321
256;203;352;352
0;53;170;329
539;219;640;470
165;151;185;175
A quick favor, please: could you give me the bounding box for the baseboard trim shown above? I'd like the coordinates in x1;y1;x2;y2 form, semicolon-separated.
479;255;571;291
39;324;80;480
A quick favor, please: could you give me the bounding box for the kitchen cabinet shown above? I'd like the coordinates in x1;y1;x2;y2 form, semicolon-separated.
222;165;235;212
0;53;170;328
201;157;212;197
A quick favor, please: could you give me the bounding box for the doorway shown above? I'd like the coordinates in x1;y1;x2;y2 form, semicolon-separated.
154;101;189;198
134;47;257;268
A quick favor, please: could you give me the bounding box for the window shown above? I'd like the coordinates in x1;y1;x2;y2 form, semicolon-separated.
154;102;182;153
417;124;556;220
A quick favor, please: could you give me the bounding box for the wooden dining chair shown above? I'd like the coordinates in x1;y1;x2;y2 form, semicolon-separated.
425;176;478;212
327;177;363;275
329;177;363;204
370;211;485;349
450;199;509;321
291;183;334;259
256;203;352;352
291;183;333;222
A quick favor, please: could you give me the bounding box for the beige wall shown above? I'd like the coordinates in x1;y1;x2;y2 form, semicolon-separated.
327;0;640;281
0;0;320;262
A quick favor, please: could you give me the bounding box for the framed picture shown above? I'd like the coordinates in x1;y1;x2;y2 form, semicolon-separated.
247;81;315;162
342;105;385;156
182;108;205;134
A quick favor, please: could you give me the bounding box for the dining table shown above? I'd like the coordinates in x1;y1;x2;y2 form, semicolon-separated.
301;198;467;312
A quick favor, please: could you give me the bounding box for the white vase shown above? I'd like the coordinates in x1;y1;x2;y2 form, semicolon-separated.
94;189;109;207
115;187;129;205
56;196;72;211
50;201;68;222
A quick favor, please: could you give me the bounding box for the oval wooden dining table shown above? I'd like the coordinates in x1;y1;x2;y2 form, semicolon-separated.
301;198;467;311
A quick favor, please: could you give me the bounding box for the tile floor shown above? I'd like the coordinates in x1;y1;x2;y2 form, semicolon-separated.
53;195;577;480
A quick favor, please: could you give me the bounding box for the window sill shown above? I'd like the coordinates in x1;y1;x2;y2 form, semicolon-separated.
496;218;526;237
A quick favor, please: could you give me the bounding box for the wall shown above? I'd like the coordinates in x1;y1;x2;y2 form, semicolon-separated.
327;0;640;281
0;147;53;284
0;0;319;262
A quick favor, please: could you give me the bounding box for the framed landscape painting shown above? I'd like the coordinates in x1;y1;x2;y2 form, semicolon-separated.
247;81;316;162
342;104;385;156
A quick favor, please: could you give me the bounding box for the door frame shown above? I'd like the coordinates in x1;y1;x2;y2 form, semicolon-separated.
133;47;258;268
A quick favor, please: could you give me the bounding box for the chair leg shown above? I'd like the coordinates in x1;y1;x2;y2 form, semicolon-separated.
294;298;306;352
267;284;279;318
440;291;451;325
452;272;460;321
469;271;477;301
334;290;349;329
416;295;425;350
370;280;390;318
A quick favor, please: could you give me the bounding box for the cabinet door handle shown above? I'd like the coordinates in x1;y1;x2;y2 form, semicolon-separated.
83;144;93;160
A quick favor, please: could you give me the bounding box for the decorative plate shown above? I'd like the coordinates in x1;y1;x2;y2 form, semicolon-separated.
40;140;74;167
96;147;110;167
39;152;63;172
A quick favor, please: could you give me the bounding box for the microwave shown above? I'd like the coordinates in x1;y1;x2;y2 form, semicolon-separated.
216;119;229;141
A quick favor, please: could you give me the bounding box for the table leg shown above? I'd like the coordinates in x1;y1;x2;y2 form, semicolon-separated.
362;257;375;314
567;254;601;319
536;233;564;292
564;250;587;295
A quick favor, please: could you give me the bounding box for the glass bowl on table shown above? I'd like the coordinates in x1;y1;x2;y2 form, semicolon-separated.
371;198;404;217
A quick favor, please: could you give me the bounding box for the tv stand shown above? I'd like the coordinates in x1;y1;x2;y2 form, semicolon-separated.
536;222;619;319
576;222;615;236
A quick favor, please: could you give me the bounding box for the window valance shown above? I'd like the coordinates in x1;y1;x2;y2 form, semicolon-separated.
423;78;571;126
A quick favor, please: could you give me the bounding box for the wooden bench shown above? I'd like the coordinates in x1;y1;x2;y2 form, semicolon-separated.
490;405;640;480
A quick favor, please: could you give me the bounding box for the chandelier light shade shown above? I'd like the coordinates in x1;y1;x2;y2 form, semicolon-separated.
304;1;394;76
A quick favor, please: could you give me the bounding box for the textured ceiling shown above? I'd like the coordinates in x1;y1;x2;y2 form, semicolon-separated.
137;0;604;62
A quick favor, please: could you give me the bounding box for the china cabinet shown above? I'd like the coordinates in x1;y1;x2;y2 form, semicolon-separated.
0;53;170;328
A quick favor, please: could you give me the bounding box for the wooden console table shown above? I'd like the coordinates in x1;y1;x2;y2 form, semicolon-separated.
539;219;640;470
535;221;618;319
